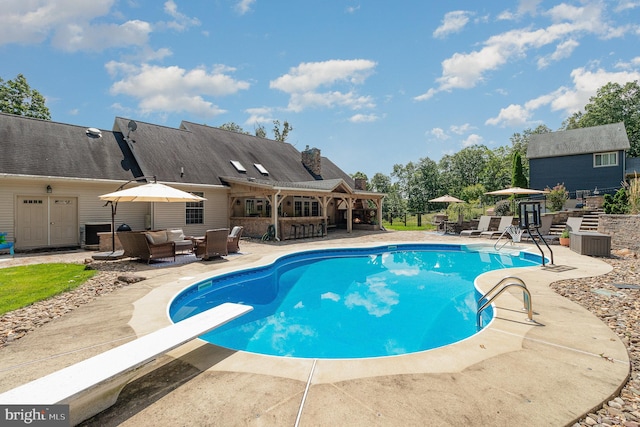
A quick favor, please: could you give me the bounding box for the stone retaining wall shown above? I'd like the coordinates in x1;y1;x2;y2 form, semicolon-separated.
598;215;640;252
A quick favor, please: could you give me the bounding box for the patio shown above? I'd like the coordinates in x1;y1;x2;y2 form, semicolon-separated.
0;230;631;426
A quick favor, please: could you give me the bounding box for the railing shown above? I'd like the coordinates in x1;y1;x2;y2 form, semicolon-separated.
477;276;533;329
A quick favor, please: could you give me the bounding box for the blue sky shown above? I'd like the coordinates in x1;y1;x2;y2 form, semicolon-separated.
2;1;640;179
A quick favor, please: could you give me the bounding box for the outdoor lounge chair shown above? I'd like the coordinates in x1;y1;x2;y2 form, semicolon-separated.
195;228;229;260
117;231;175;263
480;216;514;239
565;216;583;233
227;226;244;253
460;215;492;237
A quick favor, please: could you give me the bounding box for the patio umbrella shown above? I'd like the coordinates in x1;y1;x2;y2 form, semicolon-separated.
485;187;547;216
99;179;206;253
485;187;547;196
429;195;464;229
429;195;464;203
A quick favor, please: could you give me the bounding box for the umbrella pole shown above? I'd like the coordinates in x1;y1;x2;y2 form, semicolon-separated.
111;202;117;253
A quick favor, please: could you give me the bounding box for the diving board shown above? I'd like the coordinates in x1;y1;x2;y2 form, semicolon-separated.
0;302;252;425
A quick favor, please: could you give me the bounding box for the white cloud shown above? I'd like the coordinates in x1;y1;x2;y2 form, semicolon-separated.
270;59;377;112
52;20;151;52
416;1;627;101
450;123;474;134
158;0;201;31
244;107;273;126
485;104;531;127
462;134;483;147
430;128;449;140
107;62;250;117
486;65;640;127
615;1;640;12
349;113;379;123
550;67;640;115
537;39;579;69
0;0;115;47
433;11;472;39
235;0;256;15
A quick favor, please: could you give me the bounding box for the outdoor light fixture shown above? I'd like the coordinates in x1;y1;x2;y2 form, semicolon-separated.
46;185;52;193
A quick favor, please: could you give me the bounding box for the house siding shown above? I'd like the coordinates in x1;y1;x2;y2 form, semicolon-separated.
152;187;229;236
529;150;626;195
0;178;226;249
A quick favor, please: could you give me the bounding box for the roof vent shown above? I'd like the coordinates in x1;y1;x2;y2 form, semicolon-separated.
86;127;102;138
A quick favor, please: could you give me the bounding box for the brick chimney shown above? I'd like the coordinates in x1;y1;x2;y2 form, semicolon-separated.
354;178;367;190
301;145;321;177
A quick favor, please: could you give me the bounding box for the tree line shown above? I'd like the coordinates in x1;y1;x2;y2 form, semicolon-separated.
356;81;640;220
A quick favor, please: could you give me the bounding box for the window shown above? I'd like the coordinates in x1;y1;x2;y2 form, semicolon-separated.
594;152;618;167
230;160;246;173
186;192;204;224
254;163;269;175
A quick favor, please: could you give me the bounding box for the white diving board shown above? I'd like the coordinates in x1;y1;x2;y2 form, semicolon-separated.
0;302;252;425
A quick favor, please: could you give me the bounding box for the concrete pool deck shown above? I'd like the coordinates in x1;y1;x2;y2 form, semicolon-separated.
0;230;630;426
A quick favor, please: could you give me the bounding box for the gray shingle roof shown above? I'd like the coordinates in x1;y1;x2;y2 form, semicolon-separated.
0;113;359;191
527;122;630;159
112;117;356;187
0;112;139;180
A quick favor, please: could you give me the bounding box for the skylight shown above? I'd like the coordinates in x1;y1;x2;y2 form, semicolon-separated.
230;160;246;173
254;163;269;175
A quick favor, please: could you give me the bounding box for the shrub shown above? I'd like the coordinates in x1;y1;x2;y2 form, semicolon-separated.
603;188;629;214
546;183;568;212
628;173;640;215
494;199;512;216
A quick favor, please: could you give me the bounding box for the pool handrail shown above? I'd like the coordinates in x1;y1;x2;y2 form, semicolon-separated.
477;277;533;329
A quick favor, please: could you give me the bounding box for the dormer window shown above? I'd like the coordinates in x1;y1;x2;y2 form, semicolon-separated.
230;160;246;173
254;163;269;175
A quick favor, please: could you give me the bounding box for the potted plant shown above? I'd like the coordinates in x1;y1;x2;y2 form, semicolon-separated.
559;228;570;246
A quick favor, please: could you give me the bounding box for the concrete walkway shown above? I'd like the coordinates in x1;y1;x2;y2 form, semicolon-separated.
0;230;629;426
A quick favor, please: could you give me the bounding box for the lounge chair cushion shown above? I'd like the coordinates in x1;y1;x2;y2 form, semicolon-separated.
166;229;186;242
145;230;168;245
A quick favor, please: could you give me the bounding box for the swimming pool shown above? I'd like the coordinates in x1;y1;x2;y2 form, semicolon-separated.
169;244;542;359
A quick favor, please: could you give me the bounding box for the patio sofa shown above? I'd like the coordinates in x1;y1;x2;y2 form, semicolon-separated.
117;231;176;263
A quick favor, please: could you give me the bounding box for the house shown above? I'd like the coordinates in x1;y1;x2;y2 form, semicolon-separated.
527;123;632;198
0;113;383;251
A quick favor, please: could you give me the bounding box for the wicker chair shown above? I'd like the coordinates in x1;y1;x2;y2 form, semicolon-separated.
117;231;175;263
227;226;244;253
195;229;229;260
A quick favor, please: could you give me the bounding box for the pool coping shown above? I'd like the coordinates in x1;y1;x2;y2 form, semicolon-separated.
0;233;630;426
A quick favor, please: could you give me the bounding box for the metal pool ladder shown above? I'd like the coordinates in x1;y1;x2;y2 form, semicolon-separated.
476;276;533;329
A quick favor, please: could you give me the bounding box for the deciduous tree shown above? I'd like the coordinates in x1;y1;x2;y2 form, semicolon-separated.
563;81;640;157
0;74;51;120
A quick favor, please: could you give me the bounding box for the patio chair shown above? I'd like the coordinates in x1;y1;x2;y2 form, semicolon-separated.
117;231;175;263
480;216;514;239
460;215;492;237
565;216;583;233
227;226;244;253
195;228;229;260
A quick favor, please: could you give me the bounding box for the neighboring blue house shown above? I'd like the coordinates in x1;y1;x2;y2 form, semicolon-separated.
527;123;632;197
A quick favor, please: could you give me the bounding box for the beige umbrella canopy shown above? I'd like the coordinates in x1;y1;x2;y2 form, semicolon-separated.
485;187;547;216
429;194;464;203
99;178;206;253
99;182;207;203
485;187;547;196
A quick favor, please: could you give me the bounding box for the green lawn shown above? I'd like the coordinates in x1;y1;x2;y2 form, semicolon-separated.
0;263;97;315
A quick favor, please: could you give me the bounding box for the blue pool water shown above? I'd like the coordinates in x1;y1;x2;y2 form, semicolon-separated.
169;244;542;359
